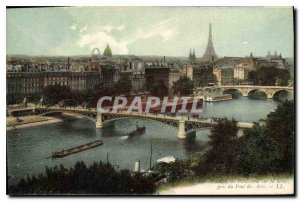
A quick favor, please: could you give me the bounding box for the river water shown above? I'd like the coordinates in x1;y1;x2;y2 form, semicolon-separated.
7;97;283;179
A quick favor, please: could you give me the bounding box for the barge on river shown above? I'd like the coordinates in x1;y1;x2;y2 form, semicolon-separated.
52;140;103;158
203;94;232;102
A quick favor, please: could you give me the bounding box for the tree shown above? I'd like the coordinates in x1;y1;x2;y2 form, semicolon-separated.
72;91;89;105
145;75;168;97
93;83;116;97
172;76;194;96
249;67;291;86
265;101;294;171
145;74;155;92
257;67;278;85
248;71;259;84
42;85;72;105
238;101;294;174
198;119;239;174
9;161;156;195
153;80;168;97
277;69;290;86
114;76;132;95
239;124;283;174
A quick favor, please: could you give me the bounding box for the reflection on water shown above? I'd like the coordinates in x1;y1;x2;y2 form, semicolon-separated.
183;137;207;155
7;116;209;179
201;97;280;122
7;97;283;179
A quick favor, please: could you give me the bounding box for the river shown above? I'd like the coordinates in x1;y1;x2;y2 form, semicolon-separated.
7;97;284;179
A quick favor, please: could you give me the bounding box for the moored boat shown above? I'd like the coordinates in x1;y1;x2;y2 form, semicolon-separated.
203;94;232;102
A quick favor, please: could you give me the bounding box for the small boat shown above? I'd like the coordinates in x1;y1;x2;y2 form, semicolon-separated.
156;156;176;164
52;140;103;158
127;126;146;137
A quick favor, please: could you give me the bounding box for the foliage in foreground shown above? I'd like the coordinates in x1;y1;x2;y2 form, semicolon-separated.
8;161;155;195
153;101;294;183
239;100;294;174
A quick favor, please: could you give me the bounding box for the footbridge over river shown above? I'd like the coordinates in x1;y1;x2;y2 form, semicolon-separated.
26;106;254;139
194;85;294;99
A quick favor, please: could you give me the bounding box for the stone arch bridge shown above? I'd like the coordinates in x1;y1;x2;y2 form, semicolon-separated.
194;85;293;99
33;107;253;139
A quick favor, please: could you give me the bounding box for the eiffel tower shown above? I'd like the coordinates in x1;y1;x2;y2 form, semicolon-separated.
202;23;218;62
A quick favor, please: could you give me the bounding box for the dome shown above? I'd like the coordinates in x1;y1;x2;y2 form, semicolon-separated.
103;44;112;57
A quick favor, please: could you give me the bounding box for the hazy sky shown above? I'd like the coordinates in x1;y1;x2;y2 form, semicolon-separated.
6;7;294;57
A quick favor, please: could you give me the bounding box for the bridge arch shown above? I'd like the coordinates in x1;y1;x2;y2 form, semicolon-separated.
37;110;97;123
102;114;179;129
247;89;268;99
271;89;290;100
222;88;243;96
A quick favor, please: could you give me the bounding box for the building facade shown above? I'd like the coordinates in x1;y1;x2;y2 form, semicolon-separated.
145;66;170;92
114;59;145;93
169;68;182;94
7;71;99;104
186;63;215;87
213;67;234;86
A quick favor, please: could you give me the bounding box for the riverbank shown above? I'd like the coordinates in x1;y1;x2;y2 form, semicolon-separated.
6;115;63;131
158;174;294;195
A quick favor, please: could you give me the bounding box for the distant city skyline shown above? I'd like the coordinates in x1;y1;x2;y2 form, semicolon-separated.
7;7;294;57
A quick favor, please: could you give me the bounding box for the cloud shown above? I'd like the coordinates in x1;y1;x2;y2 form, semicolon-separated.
70;24;77;31
80;25;88;33
242;41;248;45
133;20;177;41
117;25;125;31
76;20;177;55
100;24;125;33
77;31;130;54
151;20;178;41
103;25;114;32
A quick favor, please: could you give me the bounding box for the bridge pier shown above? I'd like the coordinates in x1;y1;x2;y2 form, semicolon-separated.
33;106;36;115
177;120;186;139
267;93;273;99
96;112;103;128
6;109;12;117
242;91;248;97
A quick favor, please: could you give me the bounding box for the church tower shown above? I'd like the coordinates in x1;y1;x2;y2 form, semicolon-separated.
202;23;218;62
188;48;196;63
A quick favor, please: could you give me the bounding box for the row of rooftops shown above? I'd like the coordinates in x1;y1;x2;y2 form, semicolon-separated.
6;71;99;77
213;52;289;70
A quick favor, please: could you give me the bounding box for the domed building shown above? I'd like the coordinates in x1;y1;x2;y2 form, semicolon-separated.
103;44;112;58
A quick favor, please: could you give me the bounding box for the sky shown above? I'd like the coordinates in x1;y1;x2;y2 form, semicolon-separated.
6;7;294;57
